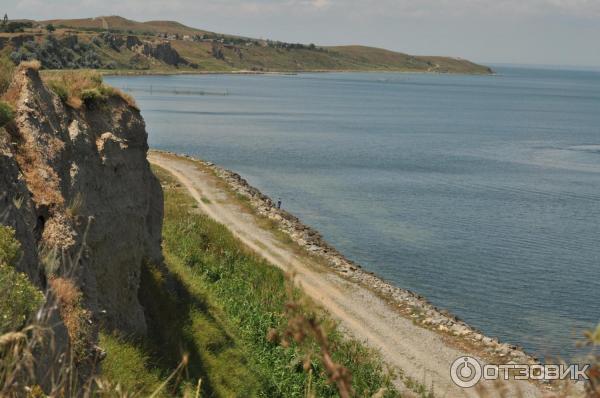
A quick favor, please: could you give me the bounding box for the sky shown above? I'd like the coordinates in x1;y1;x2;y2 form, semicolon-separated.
2;0;600;67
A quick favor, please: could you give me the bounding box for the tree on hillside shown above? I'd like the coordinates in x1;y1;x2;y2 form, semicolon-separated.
2;14;8;26
46;23;55;33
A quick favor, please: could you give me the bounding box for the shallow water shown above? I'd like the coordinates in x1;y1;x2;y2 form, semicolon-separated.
107;66;600;359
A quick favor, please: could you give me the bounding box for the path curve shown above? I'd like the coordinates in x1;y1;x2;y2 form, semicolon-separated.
149;151;542;398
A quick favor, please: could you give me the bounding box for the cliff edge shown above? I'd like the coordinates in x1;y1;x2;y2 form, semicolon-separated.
0;64;163;340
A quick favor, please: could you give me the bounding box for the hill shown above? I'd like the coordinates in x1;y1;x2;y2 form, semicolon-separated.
0;16;492;74
41;15;210;36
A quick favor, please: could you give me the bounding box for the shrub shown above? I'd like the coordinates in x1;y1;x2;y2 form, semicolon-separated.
0;225;20;265
47;80;68;102
43;71;103;108
0;101;14;128
0;226;44;334
43;71;137;109
80;88;106;107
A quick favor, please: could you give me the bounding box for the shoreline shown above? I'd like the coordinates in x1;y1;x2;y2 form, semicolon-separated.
150;150;538;368
98;68;494;78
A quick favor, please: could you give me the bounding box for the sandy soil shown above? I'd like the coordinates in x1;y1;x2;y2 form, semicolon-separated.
149;151;543;398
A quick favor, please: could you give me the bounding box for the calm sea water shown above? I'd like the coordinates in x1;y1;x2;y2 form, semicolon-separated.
107;67;600;359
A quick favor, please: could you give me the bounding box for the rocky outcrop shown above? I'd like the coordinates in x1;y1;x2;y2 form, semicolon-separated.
142;41;188;66
99;32;189;67
1;65;163;336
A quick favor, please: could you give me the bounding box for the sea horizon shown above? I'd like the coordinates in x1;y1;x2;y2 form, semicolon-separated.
107;64;600;360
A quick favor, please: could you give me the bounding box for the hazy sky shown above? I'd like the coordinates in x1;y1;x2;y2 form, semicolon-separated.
2;0;599;67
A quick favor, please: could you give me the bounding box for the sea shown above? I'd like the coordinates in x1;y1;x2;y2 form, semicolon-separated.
106;65;600;359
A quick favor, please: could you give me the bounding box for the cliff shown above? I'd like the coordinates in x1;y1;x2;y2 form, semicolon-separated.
0;64;163;339
1;16;492;74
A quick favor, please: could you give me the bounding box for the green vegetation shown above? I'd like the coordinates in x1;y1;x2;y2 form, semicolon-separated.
0;101;14;127
99;165;397;397
0;226;22;270
0;20;32;34
0;226;45;334
46;79;68;101
42;70;136;109
10;34;106;69
98;333;165;396
0;54;15;94
0;16;491;74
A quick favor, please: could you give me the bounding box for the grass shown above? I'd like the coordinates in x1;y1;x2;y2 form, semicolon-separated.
0;52;15;94
0;21;491;74
41;69;137;109
98;333;166;397
99;164;398;397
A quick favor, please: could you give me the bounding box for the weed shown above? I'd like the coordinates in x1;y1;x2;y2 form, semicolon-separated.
0;263;45;335
66;193;84;219
48;277;91;361
0;54;15;95
0;225;21;266
0;101;14;127
47;80;69;102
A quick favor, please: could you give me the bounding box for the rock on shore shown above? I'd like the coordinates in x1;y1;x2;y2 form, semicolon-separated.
170;151;538;367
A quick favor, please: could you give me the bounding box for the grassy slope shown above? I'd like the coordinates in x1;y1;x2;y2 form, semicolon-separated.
42;16;210;36
28;17;491;74
100;165;397;397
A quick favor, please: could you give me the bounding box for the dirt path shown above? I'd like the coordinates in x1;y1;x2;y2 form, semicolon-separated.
149;151;542;398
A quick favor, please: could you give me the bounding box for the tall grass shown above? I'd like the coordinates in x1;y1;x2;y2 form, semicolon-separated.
0;53;15;95
148;164;397;397
42;70;137;109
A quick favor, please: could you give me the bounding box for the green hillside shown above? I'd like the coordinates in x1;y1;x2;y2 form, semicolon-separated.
0;15;492;74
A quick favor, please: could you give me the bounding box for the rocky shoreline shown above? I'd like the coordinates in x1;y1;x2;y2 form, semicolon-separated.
155;150;538;367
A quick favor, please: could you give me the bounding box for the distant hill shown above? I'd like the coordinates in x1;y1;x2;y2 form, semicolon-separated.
0;16;492;74
41;16;210;36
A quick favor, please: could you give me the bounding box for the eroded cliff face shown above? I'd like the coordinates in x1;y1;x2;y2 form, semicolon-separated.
0;65;163;336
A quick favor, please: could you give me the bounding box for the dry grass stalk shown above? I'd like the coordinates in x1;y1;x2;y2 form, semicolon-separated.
268;273;354;398
42;70;138;110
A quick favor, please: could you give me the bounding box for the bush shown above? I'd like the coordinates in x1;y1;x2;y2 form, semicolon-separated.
0;101;14;127
47;80;68;102
0;226;44;334
80;88;106;106
0;226;20;265
43;71;136;109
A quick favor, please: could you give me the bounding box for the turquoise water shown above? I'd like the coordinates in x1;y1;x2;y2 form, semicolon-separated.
107;67;600;359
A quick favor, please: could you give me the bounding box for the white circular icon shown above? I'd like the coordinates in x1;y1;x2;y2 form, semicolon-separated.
450;356;482;388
